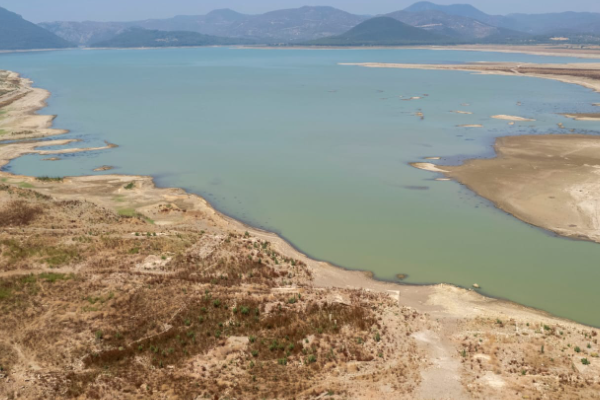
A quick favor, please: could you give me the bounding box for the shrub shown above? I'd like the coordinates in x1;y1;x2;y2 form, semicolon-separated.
575;346;581;353
39;273;71;283
124;182;135;190
278;358;287;366
306;355;316;364
36;176;63;182
582;358;591;365
0;200;42;227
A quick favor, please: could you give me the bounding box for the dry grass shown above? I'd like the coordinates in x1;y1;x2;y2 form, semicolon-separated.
0;185;425;400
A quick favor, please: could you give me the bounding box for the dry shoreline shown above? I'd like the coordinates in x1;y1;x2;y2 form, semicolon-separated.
340;61;600;94
340;61;600;245
241;44;600;59
415;134;600;244
2;70;600;398
0;70;573;316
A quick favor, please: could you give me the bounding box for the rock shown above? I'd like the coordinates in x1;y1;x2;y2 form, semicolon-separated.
396;274;407;280
346;363;360;373
473;284;480;289
93;165;114;172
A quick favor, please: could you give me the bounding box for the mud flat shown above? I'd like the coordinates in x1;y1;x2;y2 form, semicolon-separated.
491;115;535;122
451;110;473;115
340;62;600;94
562;113;600;121
413;134;600;244
419;44;600;59
1;70;600;399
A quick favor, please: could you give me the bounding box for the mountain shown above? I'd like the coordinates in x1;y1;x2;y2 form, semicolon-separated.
403;2;600;35
223;6;367;42
404;1;494;23
386;10;522;40
124;9;251;37
307;17;451;46
501;12;600;34
42;6;367;45
90;28;253;48
39;21;126;46
0;6;72;50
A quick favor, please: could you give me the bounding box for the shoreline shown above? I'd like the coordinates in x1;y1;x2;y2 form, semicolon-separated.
340;61;600;94
3;68;600;398
0;70;591;325
4;44;600;60
340;61;600;245
414;134;600;245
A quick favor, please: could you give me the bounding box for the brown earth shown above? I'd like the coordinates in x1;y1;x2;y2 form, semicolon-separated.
415;135;600;244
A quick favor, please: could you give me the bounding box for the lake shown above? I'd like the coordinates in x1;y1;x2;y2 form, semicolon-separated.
2;47;600;326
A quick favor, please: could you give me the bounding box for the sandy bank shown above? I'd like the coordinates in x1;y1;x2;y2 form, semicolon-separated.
245;44;600;59
562;113;600;121
491;114;535;122
414;134;600;244
352;60;600;244
340;61;600;94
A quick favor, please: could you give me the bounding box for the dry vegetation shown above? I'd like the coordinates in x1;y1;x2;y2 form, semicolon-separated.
0;184;427;399
2;182;600;400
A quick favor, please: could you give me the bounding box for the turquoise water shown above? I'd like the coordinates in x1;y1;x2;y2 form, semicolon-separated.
2;48;600;326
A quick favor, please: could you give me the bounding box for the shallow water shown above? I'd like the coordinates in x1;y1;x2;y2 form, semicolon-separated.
2;48;600;326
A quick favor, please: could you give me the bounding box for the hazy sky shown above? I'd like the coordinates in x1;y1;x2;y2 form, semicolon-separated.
4;0;600;23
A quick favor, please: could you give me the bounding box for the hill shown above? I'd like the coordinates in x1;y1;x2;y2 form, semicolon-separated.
307;17;451;46
0;6;72;50
125;9;251;37
386;9;525;41
89;28;253;48
404;1;495;22
38;21;126;47
502;12;600;34
403;2;600;35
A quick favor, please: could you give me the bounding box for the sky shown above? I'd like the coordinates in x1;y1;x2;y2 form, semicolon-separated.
3;0;600;23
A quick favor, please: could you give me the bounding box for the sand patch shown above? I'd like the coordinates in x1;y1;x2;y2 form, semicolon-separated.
562;113;600;121
491;115;535;122
451;110;473;115
410;162;449;173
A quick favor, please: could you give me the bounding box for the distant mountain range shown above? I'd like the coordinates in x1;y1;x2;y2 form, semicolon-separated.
404;2;600;35
0;6;72;50
90;28;253;48
3;2;600;50
39;2;600;48
40;7;368;46
307;17;452;46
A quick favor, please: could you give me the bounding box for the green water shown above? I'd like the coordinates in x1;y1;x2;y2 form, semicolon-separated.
1;48;600;326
